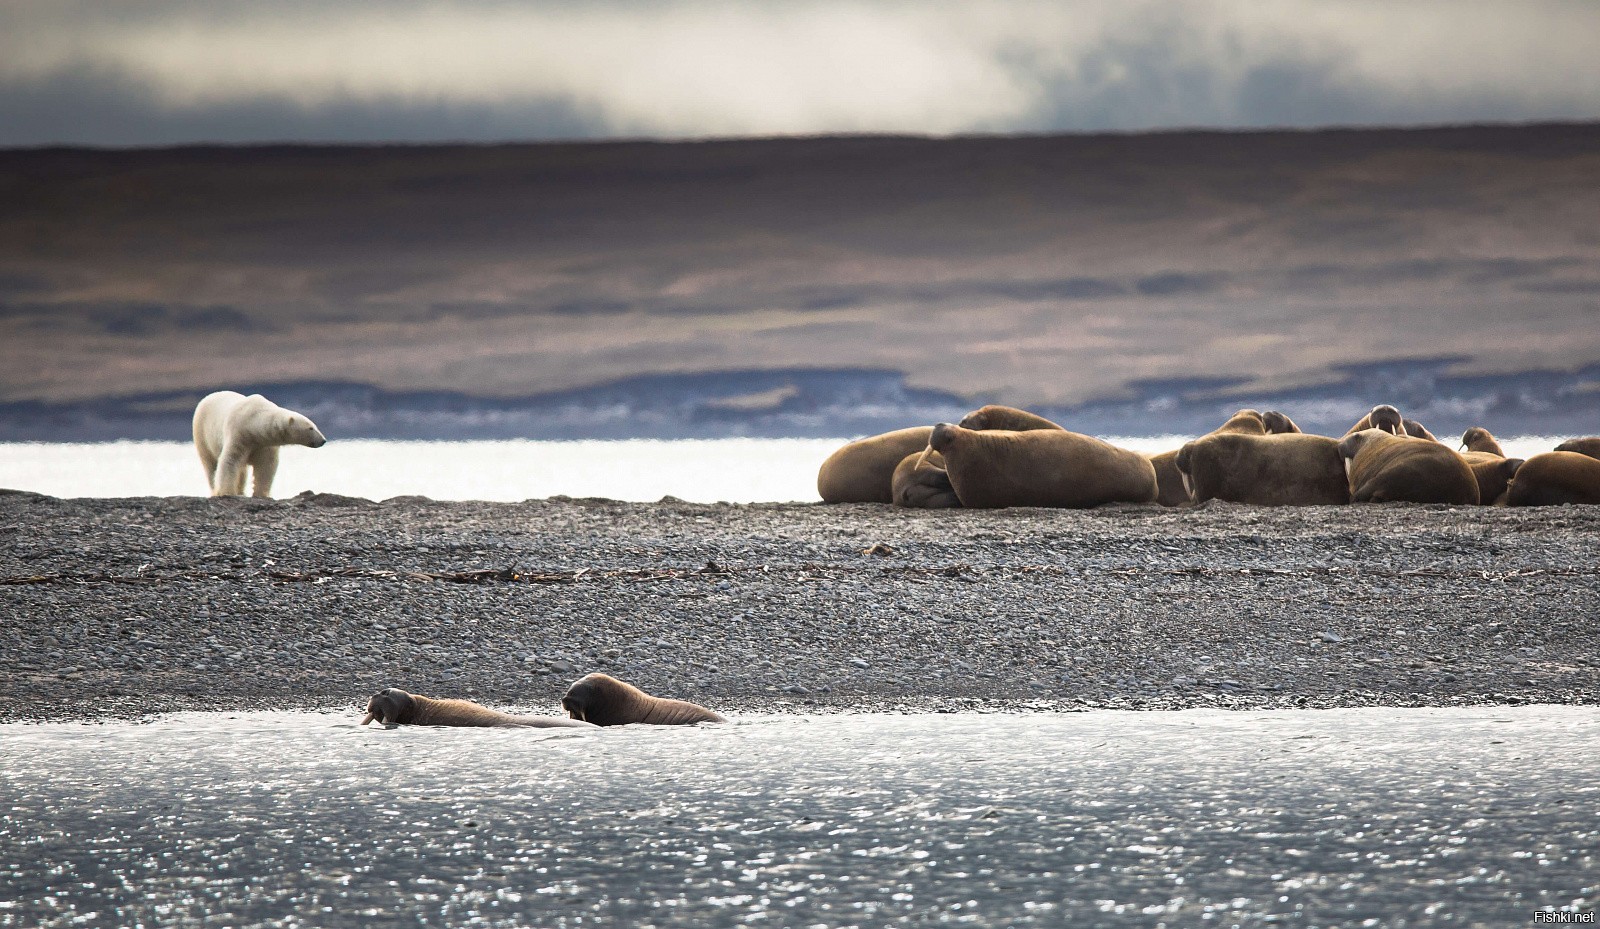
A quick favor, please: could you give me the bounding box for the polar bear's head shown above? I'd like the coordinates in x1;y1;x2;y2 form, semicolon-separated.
285;412;327;448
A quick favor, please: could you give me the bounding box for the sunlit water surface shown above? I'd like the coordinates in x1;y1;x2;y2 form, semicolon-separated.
2;707;1596;927
0;436;1571;503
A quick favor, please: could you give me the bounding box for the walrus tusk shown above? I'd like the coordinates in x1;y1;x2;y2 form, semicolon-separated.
360;712;376;725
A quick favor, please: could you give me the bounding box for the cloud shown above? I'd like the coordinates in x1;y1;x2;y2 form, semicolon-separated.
1;0;1598;145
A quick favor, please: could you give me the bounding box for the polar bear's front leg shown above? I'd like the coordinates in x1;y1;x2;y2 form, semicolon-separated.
249;446;280;498
213;444;252;496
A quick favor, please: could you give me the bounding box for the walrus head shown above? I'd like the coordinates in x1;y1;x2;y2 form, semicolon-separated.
929;422;961;453
1368;405;1404;436
1461;427;1503;455
362;687;416;725
1337;428;1391;464
893;447;960;508
1261;410;1302;434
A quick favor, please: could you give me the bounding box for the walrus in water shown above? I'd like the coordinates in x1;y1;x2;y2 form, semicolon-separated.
1554;437;1600;461
361;688;596;728
1344;405;1405;436
1458;427;1521;504
817;426;933;504
1149;409;1269;506
892;447;961;508
1261;411;1303;434
1175;433;1349;506
956;405;1065;432
1337;430;1480;504
562;673;727;726
1503;451;1600;506
930;422;1157;508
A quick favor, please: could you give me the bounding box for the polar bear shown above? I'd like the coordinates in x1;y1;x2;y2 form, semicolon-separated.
192;391;326;497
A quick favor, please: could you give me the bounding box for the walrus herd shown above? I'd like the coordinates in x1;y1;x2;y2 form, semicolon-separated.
819;403;1600;508
360;673;725;730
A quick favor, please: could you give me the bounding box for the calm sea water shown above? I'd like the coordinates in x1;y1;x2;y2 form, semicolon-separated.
0;436;1570;503
3;707;1596;927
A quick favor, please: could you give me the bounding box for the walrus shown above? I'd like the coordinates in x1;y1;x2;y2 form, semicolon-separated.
1456;427;1520;504
1149;409;1269;506
1461;427;1506;456
361;688;596;728
1261;410;1303;434
817;426;933;504
562;673;726;726
956;405;1065;432
892;447;961;508
1403;419;1439;442
1503;451;1600;506
1554;437;1600;461
1337;430;1480;504
930;422;1157;508
1175;433;1349;506
1344;405;1405;436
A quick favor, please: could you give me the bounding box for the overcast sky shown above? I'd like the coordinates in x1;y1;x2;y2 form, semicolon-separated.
3;0;1599;146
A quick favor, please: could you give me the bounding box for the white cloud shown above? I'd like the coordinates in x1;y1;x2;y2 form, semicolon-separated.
1;0;1597;143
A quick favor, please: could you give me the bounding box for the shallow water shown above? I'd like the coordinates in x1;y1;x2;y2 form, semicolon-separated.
2;706;1595;927
0;436;1570;503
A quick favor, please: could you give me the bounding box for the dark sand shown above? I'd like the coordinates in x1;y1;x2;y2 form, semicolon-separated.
1;491;1597;723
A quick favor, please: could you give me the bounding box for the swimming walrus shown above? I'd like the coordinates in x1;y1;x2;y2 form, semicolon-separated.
892;447;961;508
1457;428;1520;504
1554;437;1600;461
930;422;1157;508
361;688;597;728
1149;409;1269;506
562;673;727;726
1261;410;1303;434
1503;451;1600;506
956;405;1065;432
1344;404;1405;436
1337;430;1480;504
1175;433;1349;506
817;426;933;504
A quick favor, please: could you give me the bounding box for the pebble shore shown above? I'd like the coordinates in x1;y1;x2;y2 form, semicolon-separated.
2;490;1597;723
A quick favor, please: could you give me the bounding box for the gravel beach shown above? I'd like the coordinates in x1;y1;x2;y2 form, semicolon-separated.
2;490;1598;723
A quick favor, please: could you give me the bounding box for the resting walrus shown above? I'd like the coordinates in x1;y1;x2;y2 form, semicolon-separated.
1403;419;1439;442
1554;437;1600;461
1461;427;1506;456
1261;411;1303;434
1458;427;1521;504
1503;451;1600;506
562;673;726;726
930;422;1157;508
817;427;934;504
361;688;596;728
892;447;960;509
956;405;1065;432
1175;433;1349;506
1344;405;1405;436
1337;430;1480;504
1149;409;1269;506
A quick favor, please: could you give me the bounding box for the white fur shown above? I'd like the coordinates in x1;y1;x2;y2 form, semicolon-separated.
192;391;326;498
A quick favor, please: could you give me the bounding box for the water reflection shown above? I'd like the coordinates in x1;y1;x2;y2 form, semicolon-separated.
2;707;1596;926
